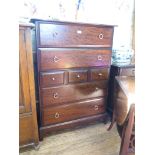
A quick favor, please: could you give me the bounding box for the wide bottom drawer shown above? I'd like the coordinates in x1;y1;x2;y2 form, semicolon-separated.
42;98;106;126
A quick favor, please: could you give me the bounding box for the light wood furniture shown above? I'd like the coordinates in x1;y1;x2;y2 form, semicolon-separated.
19;23;39;149
114;76;135;155
107;64;135;115
31;19;115;139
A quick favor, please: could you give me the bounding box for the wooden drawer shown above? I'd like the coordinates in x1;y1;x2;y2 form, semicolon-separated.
41;81;108;107
40;71;64;87
90;68;109;81
69;70;88;83
42;98;106;126
38;22;113;47
120;68;135;76
39;49;111;71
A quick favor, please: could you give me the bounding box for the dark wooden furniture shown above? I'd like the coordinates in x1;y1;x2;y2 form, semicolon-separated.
114;76;135;155
107;64;135;115
19;23;39;149
32;19;115;138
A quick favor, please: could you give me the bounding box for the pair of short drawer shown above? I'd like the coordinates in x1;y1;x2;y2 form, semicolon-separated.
40;68;109;87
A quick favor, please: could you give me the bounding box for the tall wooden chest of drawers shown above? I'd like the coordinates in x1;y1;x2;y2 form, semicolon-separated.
32;19;115;138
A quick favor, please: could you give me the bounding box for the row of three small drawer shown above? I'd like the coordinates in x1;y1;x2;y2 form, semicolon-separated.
40;68;110;87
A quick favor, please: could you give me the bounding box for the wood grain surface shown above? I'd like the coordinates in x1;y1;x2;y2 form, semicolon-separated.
38;23;113;47
41;81;108;107
39;48;111;71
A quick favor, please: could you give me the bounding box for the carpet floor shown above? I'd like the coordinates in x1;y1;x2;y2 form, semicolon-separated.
20;122;121;155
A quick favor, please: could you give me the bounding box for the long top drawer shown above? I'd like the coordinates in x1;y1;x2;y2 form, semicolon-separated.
36;22;114;47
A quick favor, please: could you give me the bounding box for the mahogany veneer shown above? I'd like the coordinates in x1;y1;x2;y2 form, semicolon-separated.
32;19;115;138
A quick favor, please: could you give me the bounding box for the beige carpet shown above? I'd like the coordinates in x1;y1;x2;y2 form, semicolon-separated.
20;123;121;155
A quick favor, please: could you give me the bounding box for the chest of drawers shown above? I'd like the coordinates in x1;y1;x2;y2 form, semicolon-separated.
32;19;115;138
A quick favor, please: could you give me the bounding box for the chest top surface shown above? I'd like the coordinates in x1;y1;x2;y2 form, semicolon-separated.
116;76;135;104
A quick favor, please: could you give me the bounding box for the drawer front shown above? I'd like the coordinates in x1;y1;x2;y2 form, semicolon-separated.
39;49;111;71
40;71;64;87
42;98;106;126
38;23;113;47
69;70;88;83
120;68;135;76
41;81;108;107
90;68;110;81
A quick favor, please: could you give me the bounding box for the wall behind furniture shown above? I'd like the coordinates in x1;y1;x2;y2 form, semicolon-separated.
19;0;135;54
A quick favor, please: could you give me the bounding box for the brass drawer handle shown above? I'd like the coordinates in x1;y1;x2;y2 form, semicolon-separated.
99;33;104;39
76;74;80;78
53;56;60;62
94;105;99;111
98;55;102;61
55;112;60;119
98;73;103;76
53;92;59;99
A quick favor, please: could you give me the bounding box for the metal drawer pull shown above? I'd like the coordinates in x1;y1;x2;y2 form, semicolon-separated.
99;33;104;39
77;30;82;34
53;92;59;99
94;105;99;110
98;55;102;61
132;69;135;75
76;74;80;78
53;56;60;62
55;112;60;118
98;73;103;76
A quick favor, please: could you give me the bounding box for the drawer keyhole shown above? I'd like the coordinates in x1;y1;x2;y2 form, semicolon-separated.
77;30;82;34
51;77;55;81
94;105;99;111
76;74;80;78
98;73;103;76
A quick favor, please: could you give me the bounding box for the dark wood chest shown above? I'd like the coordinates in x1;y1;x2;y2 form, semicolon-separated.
32;19;115;138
